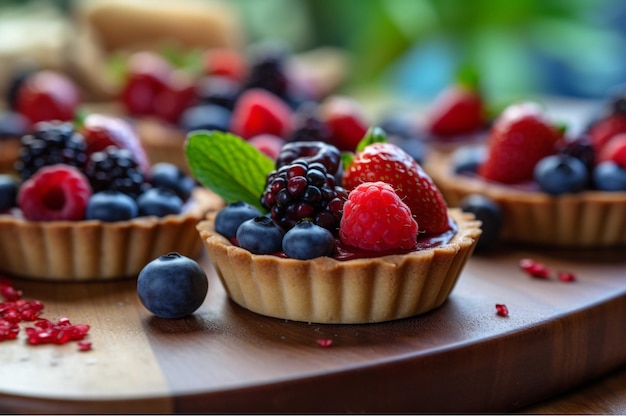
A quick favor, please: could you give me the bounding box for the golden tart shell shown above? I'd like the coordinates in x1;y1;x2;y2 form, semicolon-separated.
0;188;224;281
425;150;626;248
197;208;481;324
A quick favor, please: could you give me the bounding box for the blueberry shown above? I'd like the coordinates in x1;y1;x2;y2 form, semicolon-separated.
0;174;19;211
451;145;486;175
460;194;503;253
137;252;208;319
215;201;263;239
282;220;335;260
236;216;284;254
179;104;232;133
593;161;626;191
150;162;195;201
534;155;589;195
196;75;241;110
0;111;28;138
86;190;138;221
137;187;183;217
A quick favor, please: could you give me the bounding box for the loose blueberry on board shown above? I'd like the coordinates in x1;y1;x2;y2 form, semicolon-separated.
534;154;589;195
150;162;196;201
593;161;626;191
459;194;503;252
137;187;183;217
282;220;335;260
86;191;139;222
137;252;208;319
451;145;487;175
236;216;284;255
0;175;19;211
215;201;263;239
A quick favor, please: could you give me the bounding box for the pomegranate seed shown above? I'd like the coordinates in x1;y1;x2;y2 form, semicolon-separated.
519;258;551;279
78;341;92;352
495;304;509;317
558;271;576;282
316;338;333;347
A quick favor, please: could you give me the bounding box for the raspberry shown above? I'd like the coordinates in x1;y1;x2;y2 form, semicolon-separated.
339;182;418;252
229;88;294;140
84;146;147;198
17;164;92;221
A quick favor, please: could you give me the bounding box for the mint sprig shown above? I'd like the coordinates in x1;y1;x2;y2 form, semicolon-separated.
185;130;275;212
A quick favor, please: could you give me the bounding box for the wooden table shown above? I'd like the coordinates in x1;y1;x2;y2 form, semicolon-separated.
1;242;625;414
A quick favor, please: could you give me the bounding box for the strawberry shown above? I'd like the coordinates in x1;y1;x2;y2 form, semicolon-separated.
478;102;563;184
229;88;294;140
587;113;626;151
81;114;150;174
425;84;487;137
597;133;626;168
342;142;449;235
319;95;369;152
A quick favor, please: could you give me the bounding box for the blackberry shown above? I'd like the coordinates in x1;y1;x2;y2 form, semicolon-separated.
85;146;147;198
14;121;87;180
288;102;331;143
261;159;347;234
244;42;289;97
557;135;595;174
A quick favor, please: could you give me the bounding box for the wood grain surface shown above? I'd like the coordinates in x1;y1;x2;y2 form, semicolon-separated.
1;243;625;414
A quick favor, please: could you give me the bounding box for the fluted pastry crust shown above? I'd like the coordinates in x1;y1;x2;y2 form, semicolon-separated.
197;209;481;324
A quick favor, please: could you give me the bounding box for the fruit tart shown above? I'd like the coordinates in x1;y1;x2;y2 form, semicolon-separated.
425;100;626;248
189;129;481;324
0;117;222;281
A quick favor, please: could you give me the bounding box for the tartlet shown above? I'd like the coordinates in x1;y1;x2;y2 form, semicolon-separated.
197;208;480;324
0;187;223;281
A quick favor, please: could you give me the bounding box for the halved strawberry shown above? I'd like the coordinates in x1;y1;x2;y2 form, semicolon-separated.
229;88;293;139
318;95;369;152
597;133;626;168
81;114;150;174
587;113;626;151
478;102;563;184
425;84;487;137
342;142;449;235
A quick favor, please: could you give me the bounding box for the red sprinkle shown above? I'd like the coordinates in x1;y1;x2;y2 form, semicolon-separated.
495;304;509;317
316;338;333;347
557;271;576;282
519;258;551;279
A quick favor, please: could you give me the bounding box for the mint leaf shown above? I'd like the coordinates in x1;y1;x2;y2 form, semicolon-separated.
185;130;275;212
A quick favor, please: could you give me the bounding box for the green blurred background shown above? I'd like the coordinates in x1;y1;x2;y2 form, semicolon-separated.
4;0;626;104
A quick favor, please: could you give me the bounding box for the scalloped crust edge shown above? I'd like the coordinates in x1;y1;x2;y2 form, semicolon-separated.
197;209;481;324
0;188;224;281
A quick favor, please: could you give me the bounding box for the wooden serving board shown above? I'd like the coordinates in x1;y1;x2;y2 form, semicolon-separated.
1;245;625;414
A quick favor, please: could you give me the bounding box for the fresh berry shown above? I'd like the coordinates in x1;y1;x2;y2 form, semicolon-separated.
14;70;80;125
229;88;294;140
275;141;342;176
137;252;208;319
196;75;242;110
85;146;147;198
289;102;332;143
81;114;150;174
343;142;449;235
597;133;626;168
0;111;28;139
534;155;589;194
203;48;248;82
319;95;369;152
5;65;37;110
137;188;183;217
586;113;626;151
86;191;138;222
593;161;626;191
282;220;335;259
248;134;286;160
426;84;486;137
215;201;263;239
261;159;347;233
339;182;418;251
152;70;197;124
0;175;19;211
557;135;595;174
236;216;284;255
459;194;502;252
120;51;172;117
478;102;563;184
451;145;487;175
14;121;87;181
179;104;232;133
149;162;195;201
244;41;290;97
17;164;92;221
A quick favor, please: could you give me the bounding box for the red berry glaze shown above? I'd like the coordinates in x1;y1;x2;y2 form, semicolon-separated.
426;84;486;137
343;142;449;235
18;164;92;221
340;182;418;251
230;88;294;139
319;95;369;152
15;70;80;125
479;102;563;184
